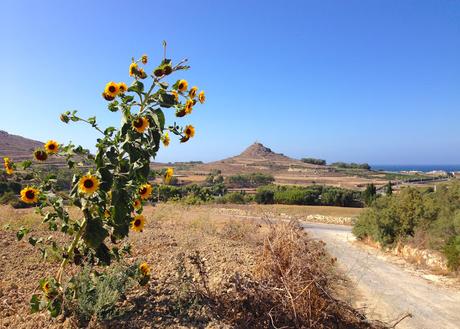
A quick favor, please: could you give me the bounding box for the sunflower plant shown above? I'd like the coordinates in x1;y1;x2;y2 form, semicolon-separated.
2;43;205;317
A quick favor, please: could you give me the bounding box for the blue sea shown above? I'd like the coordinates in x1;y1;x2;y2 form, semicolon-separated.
372;164;460;173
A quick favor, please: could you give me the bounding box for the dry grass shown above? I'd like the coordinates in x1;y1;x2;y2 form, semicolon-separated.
0;204;385;328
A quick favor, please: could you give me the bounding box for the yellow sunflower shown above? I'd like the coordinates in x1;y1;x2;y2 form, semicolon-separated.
185;99;193;114
184;125;195;139
189;86;198;99
129;62;138;77
198;91;206;104
162;132;170;147
132;117;149;133
102;92;115;101
104;81;119;98
78;174;100;195
44;140;59;154
118;82;128;94
138;68;147;79
3;157;13;175
141;54;148;64
20;187;39;204
164;167;174;184
139;262;151;276
177;79;188;92
33;149;48;161
139;183;153;200
42;281;51;294
131;214;146;232
133;199;142;210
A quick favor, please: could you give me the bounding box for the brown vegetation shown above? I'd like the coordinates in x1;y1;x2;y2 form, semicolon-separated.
0;204;385;328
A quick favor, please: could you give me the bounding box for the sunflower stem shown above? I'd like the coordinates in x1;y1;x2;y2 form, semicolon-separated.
56;213;88;286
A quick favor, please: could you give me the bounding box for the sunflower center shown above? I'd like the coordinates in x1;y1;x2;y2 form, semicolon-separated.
25;190;35;199
134;118;144;128
49;144;55;150
109;86;116;93
134;219;141;227
84;179;94;188
140;187;147;195
179;83;184;89
186;129;191;135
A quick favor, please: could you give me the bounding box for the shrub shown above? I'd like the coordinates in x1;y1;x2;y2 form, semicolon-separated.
331;162;371;170
255;187;275;204
64;263;141;322
353;182;460;270
226;173;275;188
300;157;326;165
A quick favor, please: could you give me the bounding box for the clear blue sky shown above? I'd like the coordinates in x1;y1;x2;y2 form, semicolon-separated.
1;0;459;164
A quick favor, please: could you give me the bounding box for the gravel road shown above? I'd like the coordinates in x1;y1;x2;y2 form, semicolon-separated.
302;222;460;329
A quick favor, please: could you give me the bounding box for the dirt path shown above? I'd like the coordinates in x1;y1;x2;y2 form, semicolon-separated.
302;222;460;329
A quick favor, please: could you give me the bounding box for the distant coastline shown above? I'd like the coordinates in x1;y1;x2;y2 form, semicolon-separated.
372;164;460;173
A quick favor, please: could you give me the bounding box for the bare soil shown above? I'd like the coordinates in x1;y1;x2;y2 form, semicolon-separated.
0;204;385;329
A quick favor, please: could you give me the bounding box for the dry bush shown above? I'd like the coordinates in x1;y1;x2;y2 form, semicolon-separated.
213;221;386;328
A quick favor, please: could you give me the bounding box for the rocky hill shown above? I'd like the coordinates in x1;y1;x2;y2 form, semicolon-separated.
0;130;44;161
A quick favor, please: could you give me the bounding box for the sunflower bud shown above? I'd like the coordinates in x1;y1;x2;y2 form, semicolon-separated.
153;67;164;77
175;109;186;117
60;113;69;123
33;149;48;161
141;54;148;64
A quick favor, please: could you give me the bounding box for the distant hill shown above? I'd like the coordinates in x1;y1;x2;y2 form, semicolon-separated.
0;130;44;161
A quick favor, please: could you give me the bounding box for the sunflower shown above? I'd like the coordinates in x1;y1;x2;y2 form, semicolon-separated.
141;54;148;64
198;91;206;104
164;64;172;75
177;79;188;92
102;92;115;101
171;90;179;102
184;125;195;139
139;183;152;200
118;82;128;94
44;140;59;154
132;117;149;133
133;199;142;210
3;157;13;175
138;68;147;79
164;167;174;184
154;67;164;77
78;174;100;195
162;132;170;147
131;214;145;232
34;149;48;161
129;62;138;77
185;99;193;114
20;187;39;204
139;262;151;276
104;81;119;98
189;86;198;99
42;281;51;294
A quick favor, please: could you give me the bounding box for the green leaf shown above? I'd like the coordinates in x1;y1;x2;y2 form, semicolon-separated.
48;298;62;317
16;226;29;241
83;217;109;249
21;160;32;170
28;236;38;246
128;81;144;93
158;92;176;108
30;294;41;313
98;167;113;191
